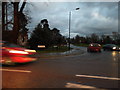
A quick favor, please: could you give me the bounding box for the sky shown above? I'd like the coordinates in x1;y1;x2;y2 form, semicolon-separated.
24;0;119;38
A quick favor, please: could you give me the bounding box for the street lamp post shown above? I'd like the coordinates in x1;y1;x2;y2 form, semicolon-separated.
68;8;80;50
68;11;71;50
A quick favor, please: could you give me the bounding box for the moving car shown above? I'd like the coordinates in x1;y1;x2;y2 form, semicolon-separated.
1;41;37;65
87;43;101;52
103;44;120;51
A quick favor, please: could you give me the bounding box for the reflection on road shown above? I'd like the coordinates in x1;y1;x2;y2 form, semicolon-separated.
76;74;120;80
66;74;119;89
2;47;120;88
112;51;117;57
111;51;119;62
0;68;31;73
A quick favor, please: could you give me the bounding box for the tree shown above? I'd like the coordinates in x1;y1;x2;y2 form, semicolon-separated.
104;36;112;44
116;34;120;45
51;28;66;46
29;19;66;49
2;0;28;45
74;35;81;44
90;33;99;43
112;32;120;44
29;19;52;49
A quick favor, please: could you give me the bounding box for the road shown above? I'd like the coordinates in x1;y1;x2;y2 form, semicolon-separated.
1;47;120;89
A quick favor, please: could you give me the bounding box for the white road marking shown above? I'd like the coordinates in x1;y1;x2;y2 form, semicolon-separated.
65;83;105;89
0;69;31;73
76;74;120;80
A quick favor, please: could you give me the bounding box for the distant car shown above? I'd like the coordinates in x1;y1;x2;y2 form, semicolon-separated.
87;43;101;52
103;44;120;51
1;41;37;65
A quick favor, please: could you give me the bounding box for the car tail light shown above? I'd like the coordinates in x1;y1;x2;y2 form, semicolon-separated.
9;50;29;54
0;59;5;63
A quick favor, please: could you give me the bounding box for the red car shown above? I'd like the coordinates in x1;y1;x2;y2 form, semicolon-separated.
1;41;37;65
87;43;101;52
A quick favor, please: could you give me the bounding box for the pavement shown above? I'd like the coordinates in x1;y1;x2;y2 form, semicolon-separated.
35;44;86;58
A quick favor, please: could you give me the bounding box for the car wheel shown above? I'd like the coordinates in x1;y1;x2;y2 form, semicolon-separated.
87;49;89;52
87;49;90;52
111;49;113;51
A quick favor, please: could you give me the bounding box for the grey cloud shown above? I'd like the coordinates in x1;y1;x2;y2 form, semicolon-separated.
79;2;118;19
25;2;118;37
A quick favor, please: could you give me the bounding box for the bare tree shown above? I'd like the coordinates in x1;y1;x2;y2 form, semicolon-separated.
2;0;28;44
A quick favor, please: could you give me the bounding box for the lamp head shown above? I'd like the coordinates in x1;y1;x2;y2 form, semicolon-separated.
76;8;80;10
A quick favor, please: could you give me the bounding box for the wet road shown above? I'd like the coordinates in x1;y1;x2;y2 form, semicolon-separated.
1;47;120;89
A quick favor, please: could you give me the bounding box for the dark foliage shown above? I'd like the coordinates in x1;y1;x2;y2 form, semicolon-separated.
28;19;67;49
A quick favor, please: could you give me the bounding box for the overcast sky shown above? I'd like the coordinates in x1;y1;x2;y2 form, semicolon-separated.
24;0;118;38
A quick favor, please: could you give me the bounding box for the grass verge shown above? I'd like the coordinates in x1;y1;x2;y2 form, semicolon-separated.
36;46;71;53
74;43;89;47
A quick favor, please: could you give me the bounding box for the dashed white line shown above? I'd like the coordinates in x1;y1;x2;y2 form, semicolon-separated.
0;69;31;73
76;74;120;80
65;83;104;89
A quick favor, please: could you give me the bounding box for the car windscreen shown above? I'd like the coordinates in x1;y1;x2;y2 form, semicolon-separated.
104;44;116;46
90;44;100;47
110;44;117;47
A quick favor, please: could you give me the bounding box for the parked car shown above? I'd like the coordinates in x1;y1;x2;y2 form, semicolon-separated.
87;43;101;52
1;41;37;65
103;44;120;51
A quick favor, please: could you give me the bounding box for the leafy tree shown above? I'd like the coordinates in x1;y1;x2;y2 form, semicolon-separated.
29;22;51;49
116;34;120;45
51;28;65;46
104;36;112;44
74;35;81;44
85;36;91;44
29;19;67;49
71;35;87;44
29;20;55;49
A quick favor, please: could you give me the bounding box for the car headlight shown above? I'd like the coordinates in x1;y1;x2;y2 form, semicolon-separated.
25;50;36;52
98;44;101;46
90;44;93;46
113;47;117;49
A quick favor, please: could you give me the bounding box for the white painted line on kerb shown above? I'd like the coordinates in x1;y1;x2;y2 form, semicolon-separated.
65;83;99;89
76;74;120;80
0;69;31;73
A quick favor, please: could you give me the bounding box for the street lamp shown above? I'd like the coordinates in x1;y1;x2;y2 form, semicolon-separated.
68;8;80;50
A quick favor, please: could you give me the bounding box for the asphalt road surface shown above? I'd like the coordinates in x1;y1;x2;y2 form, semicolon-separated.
1;47;120;89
